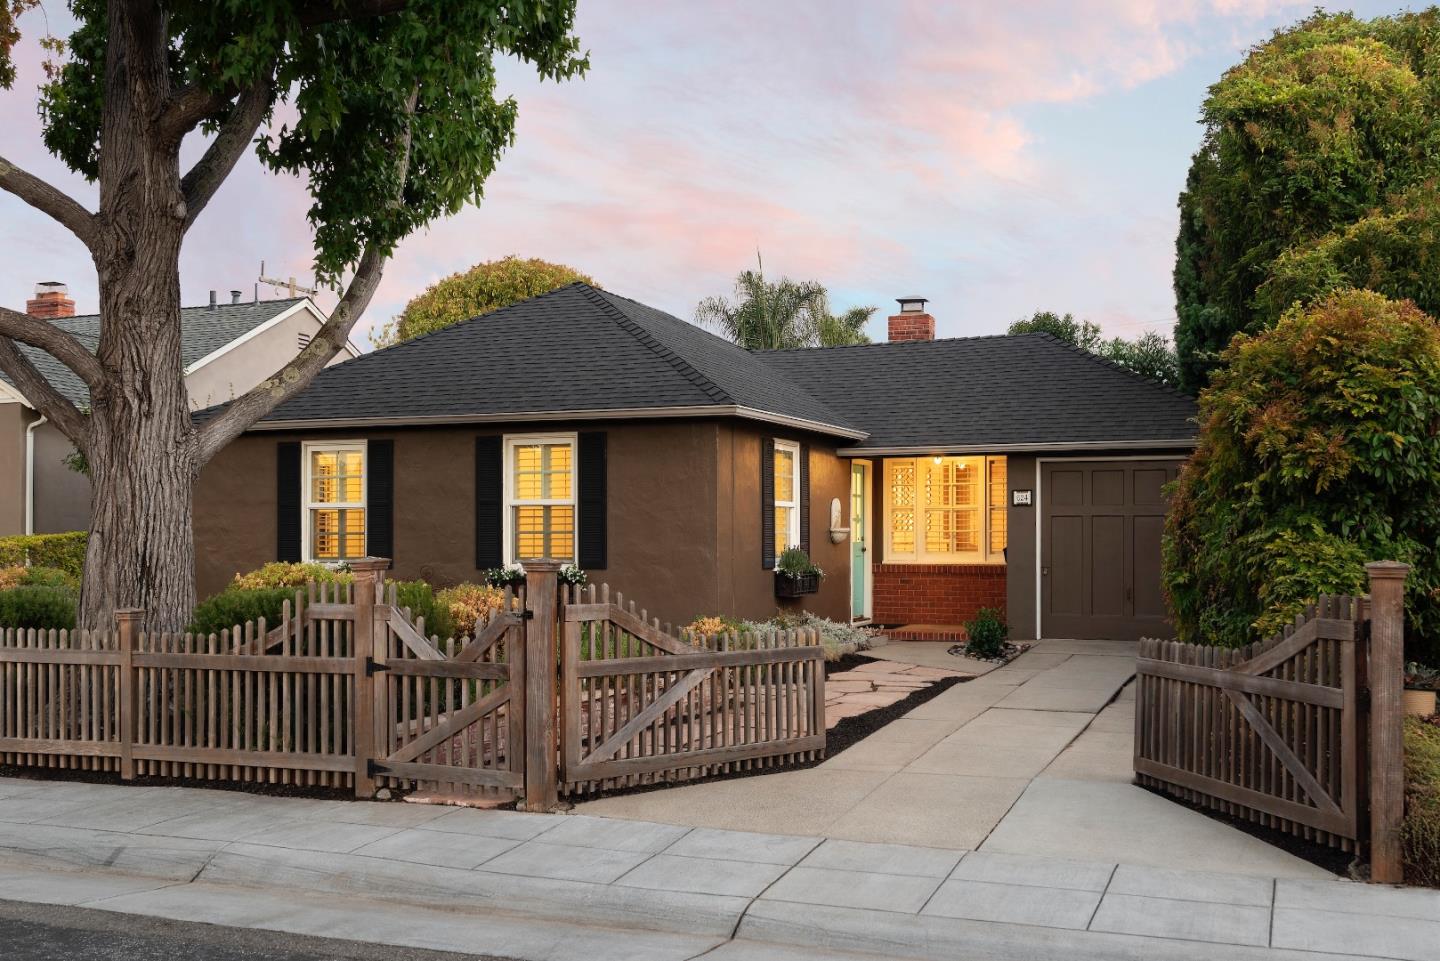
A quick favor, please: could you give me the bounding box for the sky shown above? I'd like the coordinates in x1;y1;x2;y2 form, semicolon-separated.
0;0;1410;347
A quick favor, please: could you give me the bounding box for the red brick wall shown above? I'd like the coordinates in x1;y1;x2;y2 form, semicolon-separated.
887;312;935;342
873;563;1006;625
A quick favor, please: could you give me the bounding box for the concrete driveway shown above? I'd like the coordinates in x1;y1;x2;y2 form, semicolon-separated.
576;639;1332;879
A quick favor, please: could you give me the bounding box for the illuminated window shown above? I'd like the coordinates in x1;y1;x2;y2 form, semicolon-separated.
505;435;576;563
884;455;1007;562
304;442;367;562
773;440;801;559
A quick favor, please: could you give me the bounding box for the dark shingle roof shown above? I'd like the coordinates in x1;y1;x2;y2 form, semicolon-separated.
760;333;1197;450
2;298;308;406
255;284;862;434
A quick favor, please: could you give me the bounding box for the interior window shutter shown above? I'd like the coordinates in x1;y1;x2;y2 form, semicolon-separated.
799;442;811;553
577;431;607;569
367;440;394;561
276;442;302;562
474;436;503;570
761;436;776;569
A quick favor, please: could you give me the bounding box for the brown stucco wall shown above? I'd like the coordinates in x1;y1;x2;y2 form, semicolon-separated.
32;421;92;534
1005;454;1039;639
194;419;727;627
194;417;853;629
714;422;850;624
0;403;31;536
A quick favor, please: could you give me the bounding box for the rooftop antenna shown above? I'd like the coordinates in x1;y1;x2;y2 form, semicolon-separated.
257;260;318;299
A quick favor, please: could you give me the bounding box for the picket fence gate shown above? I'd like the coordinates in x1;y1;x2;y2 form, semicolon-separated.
0;559;827;811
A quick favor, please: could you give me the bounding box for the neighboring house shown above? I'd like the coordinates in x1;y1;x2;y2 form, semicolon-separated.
0;282;358;536
193;283;1197;641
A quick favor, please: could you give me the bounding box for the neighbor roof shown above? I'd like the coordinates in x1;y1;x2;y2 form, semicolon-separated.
761;333;1198;452
2;298;310;407
249;284;865;437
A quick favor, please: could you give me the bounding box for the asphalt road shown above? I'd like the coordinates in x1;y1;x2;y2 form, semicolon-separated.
0;899;517;961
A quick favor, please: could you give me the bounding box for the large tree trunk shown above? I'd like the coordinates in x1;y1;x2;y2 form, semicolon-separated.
78;0;198;631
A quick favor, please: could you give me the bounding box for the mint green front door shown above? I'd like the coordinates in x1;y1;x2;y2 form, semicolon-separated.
851;462;869;619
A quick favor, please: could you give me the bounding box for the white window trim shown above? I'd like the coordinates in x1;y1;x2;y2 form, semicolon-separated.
773;439;801;560
301;439;368;564
503;432;578;565
882;455;1006;565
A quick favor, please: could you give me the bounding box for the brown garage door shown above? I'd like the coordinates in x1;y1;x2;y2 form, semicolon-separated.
1041;459;1181;641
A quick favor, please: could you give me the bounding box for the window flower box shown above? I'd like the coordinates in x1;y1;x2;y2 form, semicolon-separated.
775;572;820;598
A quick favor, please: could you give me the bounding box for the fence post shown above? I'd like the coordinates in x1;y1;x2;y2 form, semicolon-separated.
114;608;143;781
1366;560;1409;884
520;560;561;812
350;557;390;799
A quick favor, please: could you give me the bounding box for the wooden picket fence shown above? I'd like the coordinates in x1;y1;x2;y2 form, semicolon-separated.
559;583;826;797
1134;562;1410;881
0;559;828;811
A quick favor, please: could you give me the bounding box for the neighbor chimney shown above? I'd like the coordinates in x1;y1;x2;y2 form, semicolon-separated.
888;296;934;342
26;281;75;320
208;290;217;310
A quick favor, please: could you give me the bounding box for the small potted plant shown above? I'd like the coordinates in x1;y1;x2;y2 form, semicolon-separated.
483;562;526;588
774;546;822;598
1404;662;1440;717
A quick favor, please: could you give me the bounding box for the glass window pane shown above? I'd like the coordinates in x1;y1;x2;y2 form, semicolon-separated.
774;448;794;503
925;508;978;553
891;507;914;554
774;506;792;557
988;457;1008;553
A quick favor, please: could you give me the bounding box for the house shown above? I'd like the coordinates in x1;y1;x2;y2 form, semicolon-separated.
0;282;358;536
192;283;1198;640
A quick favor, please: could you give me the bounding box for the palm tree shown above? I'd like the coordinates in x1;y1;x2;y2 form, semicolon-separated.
695;253;875;350
695;253;827;350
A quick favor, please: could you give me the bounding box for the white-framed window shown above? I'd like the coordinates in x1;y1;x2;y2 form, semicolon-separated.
773;439;801;560
883;455;1007;563
504;433;577;563
302;441;367;563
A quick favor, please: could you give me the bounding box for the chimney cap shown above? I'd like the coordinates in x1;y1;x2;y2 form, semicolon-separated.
896;296;928;313
34;281;68;295
230;290;242;304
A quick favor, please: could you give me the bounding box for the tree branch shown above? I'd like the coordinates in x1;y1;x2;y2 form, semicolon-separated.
0;155;98;251
157;84;232;144
195;87;419;464
0;305;106;390
0;336;90;446
180;78;272;229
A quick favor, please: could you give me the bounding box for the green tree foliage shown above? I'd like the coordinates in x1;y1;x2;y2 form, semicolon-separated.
1173;9;1440;392
1163;290;1440;659
696;254;873;349
1255;182;1440;325
372;256;596;347
1008;312;1181;388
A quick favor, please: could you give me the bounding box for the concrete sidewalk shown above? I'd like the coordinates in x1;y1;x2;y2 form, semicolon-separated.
577;639;1327;878
0;775;1435;961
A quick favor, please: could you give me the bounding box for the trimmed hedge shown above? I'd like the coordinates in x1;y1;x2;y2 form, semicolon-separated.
190;587;299;636
193;567;451;639
0;585;77;631
0;532;86;579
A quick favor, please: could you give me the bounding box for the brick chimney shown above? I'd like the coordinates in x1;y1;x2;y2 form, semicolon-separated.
888;296;934;342
26;281;75;320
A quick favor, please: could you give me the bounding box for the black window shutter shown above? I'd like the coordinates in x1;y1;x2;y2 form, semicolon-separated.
475;436;503;569
276;441;302;562
799;442;811;554
761;436;776;569
367;440;394;561
577;431;607;569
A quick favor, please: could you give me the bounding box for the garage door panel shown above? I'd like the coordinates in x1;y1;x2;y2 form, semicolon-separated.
1090;515;1126;616
1048;515;1085;615
1133;469;1170;506
1042;459;1182;642
1132;514;1167;619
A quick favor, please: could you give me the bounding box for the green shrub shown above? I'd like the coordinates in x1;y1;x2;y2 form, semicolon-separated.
393;580;454;638
1403;717;1440;886
18;566;80;590
0;531;87;579
232;561;351;590
776;547;822;578
1163;290;1440;655
435;583;504;637
0;585;77;631
964;608;1008;659
189;587;298;636
740;611;874;661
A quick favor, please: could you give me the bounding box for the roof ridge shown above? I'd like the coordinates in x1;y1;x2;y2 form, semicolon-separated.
757;330;1022;353
1026;331;1192;400
582;286;735;406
